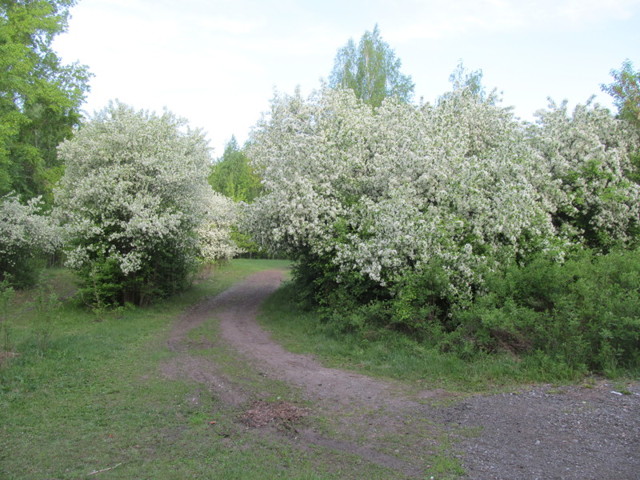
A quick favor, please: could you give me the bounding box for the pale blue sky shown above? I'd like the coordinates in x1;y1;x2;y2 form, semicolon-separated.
54;0;640;156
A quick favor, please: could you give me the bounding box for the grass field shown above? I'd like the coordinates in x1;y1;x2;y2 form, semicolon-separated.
2;260;385;480
6;258;627;479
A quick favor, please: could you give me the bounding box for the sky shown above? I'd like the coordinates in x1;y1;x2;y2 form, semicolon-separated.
53;0;640;157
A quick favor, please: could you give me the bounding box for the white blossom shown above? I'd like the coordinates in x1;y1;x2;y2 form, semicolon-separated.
197;192;243;262
54;102;237;284
528;99;640;247
0;194;61;269
245;87;639;300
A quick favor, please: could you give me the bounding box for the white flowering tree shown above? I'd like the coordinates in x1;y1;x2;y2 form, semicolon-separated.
529;99;640;249
55;102;233;306
246;85;640;320
246;87;556;304
0;194;61;287
197;191;243;262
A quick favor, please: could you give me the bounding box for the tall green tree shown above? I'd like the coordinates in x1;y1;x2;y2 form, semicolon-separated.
602;59;640;129
329;25;414;107
208;136;262;203
602;60;640;184
0;0;90;201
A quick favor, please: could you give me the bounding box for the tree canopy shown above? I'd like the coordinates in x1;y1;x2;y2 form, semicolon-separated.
243;83;640;371
0;0;90;201
602;59;640;129
329;25;414;107
246;86;640;303
208;136;262;203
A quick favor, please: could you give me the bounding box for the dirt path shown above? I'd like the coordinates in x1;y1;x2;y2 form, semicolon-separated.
164;269;640;479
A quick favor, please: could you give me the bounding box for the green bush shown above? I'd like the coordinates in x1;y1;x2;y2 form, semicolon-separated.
0;255;45;289
458;249;640;373
75;240;193;307
389;261;460;336
294;248;640;375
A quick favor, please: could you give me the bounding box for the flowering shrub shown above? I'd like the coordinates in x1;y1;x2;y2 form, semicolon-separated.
197;192;243;262
55;102;234;306
0;194;61;287
529;99;640;250
247;87;561;301
245;85;640;362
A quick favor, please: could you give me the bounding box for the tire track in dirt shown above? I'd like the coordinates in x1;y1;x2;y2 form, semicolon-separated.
163;269;640;480
216;270;446;408
162;269;431;478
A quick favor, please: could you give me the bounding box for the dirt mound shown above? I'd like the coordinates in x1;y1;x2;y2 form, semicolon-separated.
240;400;310;428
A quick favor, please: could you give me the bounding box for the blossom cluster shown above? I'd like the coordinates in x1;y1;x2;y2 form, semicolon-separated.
197;192;244;262
54;102;240;302
529;99;640;248
245;87;639;299
0;194;61;269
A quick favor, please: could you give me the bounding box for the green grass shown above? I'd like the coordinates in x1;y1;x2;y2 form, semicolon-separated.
1;259;398;480
0;259;477;479
5;256;629;478
257;281;622;392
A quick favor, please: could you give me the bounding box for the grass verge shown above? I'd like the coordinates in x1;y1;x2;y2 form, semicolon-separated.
2;259;398;479
258;281;637;392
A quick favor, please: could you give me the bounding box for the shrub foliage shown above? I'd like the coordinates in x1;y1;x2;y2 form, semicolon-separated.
245;82;640;373
458;249;640;373
55;103;234;306
0;194;60;287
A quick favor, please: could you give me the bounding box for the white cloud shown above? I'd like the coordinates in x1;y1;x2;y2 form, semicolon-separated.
387;0;640;42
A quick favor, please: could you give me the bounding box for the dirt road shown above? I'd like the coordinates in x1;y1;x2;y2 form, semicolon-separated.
164;269;640;479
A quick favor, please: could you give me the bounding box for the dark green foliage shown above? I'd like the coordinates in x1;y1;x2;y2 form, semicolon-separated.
291;251;388;314
389;262;457;335
459;249;640;373
329;25;414;107
292;248;640;376
290;252;404;341
74;236;194;308
602;59;640;129
208;137;262;203
0;0;91;202
0;255;44;289
289;253;341;311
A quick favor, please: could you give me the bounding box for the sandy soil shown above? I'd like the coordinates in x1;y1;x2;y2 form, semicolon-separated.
162;269;640;479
